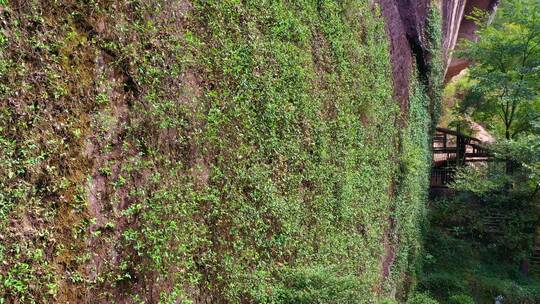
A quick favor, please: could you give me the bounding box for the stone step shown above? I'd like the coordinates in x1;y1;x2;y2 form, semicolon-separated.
529;268;540;274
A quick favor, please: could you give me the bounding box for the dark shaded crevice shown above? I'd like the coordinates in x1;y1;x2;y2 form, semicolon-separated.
378;0;430;113
408;35;429;86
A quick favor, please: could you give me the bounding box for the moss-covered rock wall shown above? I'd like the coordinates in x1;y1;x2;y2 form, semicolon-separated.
0;0;442;302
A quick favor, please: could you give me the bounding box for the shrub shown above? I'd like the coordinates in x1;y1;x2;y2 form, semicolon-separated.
448;294;475;304
419;272;467;298
407;292;440;304
265;266;368;304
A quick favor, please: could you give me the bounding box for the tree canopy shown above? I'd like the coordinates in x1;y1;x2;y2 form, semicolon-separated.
460;0;540;139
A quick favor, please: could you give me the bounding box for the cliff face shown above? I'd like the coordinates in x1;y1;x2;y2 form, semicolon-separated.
442;0;499;80
0;1;440;303
379;0;430;111
377;0;498;101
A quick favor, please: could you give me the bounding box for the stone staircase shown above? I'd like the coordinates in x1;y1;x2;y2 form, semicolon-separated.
530;236;540;277
484;210;507;234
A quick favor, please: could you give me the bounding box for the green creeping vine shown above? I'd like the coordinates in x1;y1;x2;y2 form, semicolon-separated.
389;3;444;301
426;4;444;130
0;0;442;303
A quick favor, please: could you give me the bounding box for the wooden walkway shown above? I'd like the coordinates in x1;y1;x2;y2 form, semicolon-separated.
430;127;491;188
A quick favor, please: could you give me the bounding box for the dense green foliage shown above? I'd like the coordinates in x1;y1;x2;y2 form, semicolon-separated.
419;2;540;303
420;2;540;298
459;0;540;140
426;5;444;130
0;0;441;303
419;193;540;303
452;135;540;196
397;6;444;300
407;293;439;304
422;89;540;302
388;75;433;299
439;73;478;132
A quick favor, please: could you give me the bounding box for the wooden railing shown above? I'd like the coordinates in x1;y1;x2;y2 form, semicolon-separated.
431;127;492;188
430;167;456;188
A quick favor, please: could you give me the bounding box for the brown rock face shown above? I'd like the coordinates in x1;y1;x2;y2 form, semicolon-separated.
379;0;430;112
379;0;498;103
443;0;499;81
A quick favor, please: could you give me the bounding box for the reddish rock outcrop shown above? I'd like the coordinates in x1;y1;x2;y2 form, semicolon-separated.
379;0;498;103
379;0;430;112
443;0;499;81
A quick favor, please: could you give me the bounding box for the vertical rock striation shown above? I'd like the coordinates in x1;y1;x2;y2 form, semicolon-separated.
379;0;498;103
379;0;430;112
443;0;499;81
